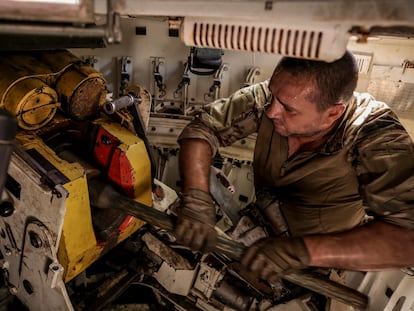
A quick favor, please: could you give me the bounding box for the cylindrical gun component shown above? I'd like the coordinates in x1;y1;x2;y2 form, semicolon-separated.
55;64;107;120
41;50;108;120
1;50;107;121
53;50;108;120
0;110;17;200
104;94;135;115
1;79;58;130
0;57;59;130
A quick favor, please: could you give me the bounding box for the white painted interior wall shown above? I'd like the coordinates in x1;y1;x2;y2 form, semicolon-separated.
71;16;414;137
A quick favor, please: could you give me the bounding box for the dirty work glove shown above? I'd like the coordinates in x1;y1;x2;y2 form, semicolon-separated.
241;237;310;282
175;188;217;252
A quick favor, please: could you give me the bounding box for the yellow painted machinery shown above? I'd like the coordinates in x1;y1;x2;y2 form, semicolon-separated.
0;50;155;310
0;50;107;127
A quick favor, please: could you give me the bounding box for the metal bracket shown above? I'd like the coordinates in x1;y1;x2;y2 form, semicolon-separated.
204;63;229;101
117;56;133;97
150;57;167;101
244;66;261;87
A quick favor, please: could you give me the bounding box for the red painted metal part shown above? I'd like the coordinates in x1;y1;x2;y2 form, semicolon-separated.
92;126;138;238
93;127;119;170
107;148;135;198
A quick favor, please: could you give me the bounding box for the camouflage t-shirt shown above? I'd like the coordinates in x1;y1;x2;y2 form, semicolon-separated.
178;81;414;235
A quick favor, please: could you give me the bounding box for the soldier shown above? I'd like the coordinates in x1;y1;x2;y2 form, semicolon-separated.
174;50;414;281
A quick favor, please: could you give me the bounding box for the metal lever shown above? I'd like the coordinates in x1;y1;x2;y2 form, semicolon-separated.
103;93;156;189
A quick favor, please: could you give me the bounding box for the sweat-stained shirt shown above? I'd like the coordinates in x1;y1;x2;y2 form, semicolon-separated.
178;81;414;236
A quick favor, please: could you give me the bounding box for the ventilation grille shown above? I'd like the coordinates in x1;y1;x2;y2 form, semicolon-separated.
354;53;373;74
181;17;350;62
195;23;323;58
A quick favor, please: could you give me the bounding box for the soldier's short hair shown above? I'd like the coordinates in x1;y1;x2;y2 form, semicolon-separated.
272;50;359;111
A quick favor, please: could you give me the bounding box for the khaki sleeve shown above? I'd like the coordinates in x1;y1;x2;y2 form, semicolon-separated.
356;109;414;229
178;81;271;156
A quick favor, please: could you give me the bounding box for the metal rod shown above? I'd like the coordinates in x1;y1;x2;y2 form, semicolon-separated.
88;178;368;310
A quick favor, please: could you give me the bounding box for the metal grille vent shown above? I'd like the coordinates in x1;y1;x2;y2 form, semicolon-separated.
192;22;323;59
181;17;350;62
354;53;373;74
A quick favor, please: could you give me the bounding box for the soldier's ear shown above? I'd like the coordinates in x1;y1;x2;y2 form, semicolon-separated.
325;103;345;124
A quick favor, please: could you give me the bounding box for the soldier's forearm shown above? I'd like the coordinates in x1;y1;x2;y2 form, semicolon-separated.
179;138;212;192
304;221;414;270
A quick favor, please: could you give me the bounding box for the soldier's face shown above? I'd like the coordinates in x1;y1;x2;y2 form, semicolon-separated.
266;71;334;138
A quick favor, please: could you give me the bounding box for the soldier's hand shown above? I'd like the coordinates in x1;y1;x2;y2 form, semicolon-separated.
241;237;310;282
174;188;217;252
